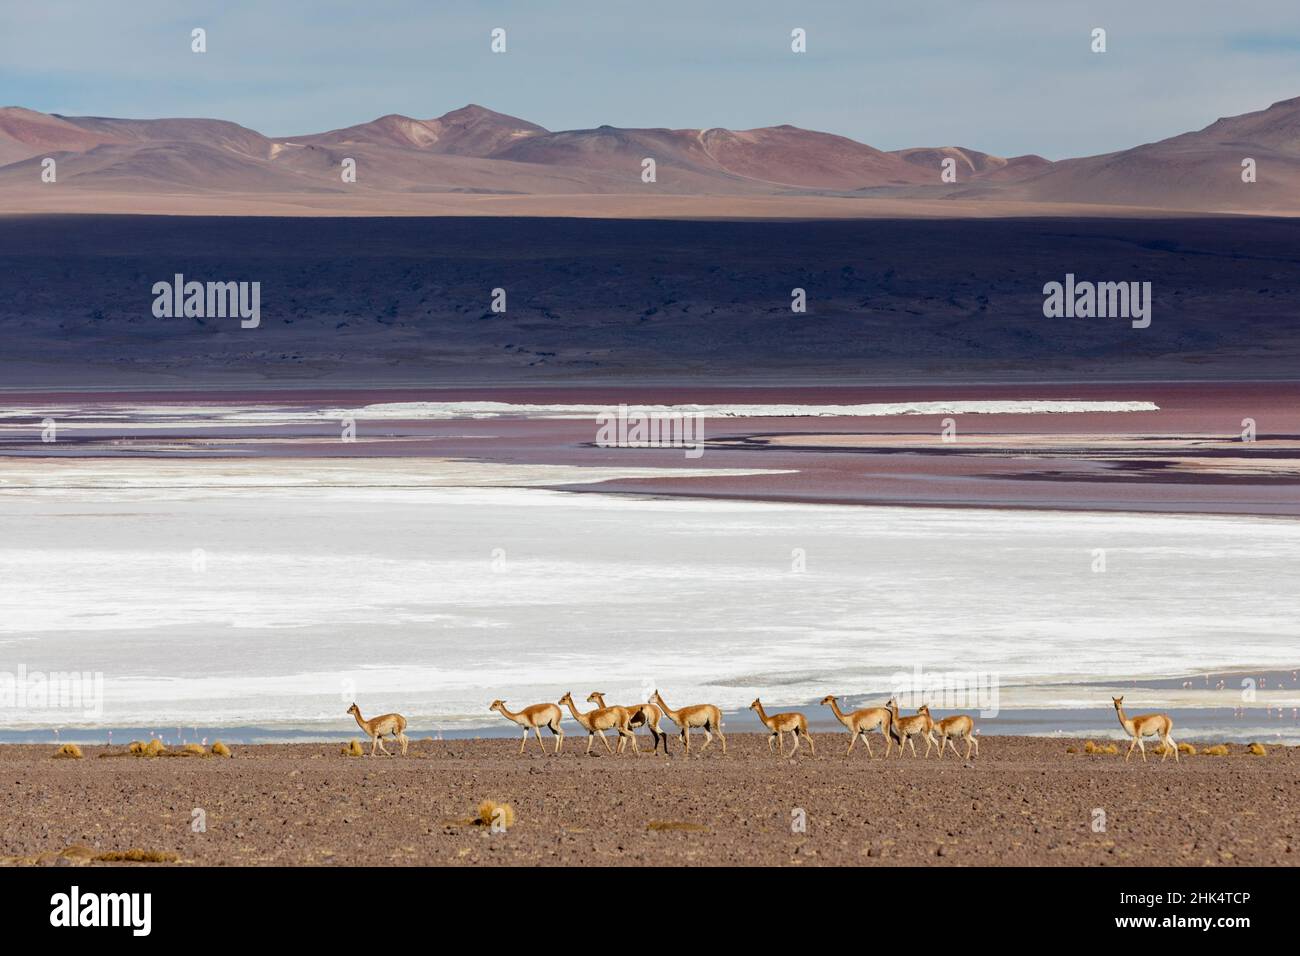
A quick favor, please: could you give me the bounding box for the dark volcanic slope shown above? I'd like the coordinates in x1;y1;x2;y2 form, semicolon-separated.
2;215;1299;386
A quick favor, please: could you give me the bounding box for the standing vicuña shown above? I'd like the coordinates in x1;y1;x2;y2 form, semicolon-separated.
491;699;565;755
558;692;639;755
750;699;815;756
347;703;409;756
651;690;726;755
1112;696;1178;763
586;692;669;754
932;712;978;759
820;694;894;757
886;699;938;757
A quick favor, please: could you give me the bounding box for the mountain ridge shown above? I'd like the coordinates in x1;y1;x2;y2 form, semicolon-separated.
3;97;1298;215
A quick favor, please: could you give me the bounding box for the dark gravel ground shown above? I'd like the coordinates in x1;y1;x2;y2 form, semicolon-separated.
1;734;1296;866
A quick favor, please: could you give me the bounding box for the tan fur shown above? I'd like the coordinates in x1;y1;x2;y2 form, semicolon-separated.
651;690;726;755
586;692;669;754
887;699;939;758
932;713;978;759
820;694;895;757
347;703;409;756
490;699;565;754
749;698;815;756
558;692;639;755
1113;696;1177;763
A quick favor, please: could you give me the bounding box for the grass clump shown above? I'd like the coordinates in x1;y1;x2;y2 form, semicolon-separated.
53;743;83;759
1178;742;1197;755
1083;740;1119;755
341;739;364;757
647;820;709;832
1247;742;1267;756
143;739;167;757
1202;744;1230;756
93;848;180;863
475;800;516;830
211;741;232;758
180;743;207;756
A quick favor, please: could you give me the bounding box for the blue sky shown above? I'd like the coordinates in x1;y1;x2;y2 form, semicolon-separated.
4;1;1300;159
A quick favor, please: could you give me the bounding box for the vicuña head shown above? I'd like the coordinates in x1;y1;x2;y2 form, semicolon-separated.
346;702;359;717
558;691;575;706
489;699;505;712
585;692;605;704
1112;696;1124;709
749;698;762;711
819;694;836;706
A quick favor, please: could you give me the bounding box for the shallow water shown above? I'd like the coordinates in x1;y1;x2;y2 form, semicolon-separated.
1;457;1298;740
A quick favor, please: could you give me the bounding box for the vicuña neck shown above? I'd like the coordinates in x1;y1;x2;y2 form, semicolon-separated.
563;698;588;725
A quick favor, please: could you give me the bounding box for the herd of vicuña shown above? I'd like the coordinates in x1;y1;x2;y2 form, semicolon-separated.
349;692;1179;763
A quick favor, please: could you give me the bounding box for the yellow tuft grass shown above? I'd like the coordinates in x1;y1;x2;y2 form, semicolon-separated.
53;743;83;759
143;739;167;757
210;741;232;758
1202;744;1230;756
475;800;516;830
180;743;207;756
1083;740;1119;755
127;741;146;755
93;849;180;863
1178;742;1197;755
341;739;364;757
647;820;709;832
1065;746;1077;754
1247;742;1267;756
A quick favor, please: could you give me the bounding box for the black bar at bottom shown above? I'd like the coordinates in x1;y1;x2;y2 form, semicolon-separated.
0;865;1276;940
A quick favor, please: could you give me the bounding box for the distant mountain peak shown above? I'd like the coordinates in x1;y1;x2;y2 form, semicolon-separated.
3;94;1300;215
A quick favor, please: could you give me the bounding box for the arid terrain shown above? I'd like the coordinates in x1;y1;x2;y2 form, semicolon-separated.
4;95;1300;215
1;736;1295;867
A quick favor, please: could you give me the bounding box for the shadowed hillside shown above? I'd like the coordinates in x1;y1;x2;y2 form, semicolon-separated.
1;215;1298;387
